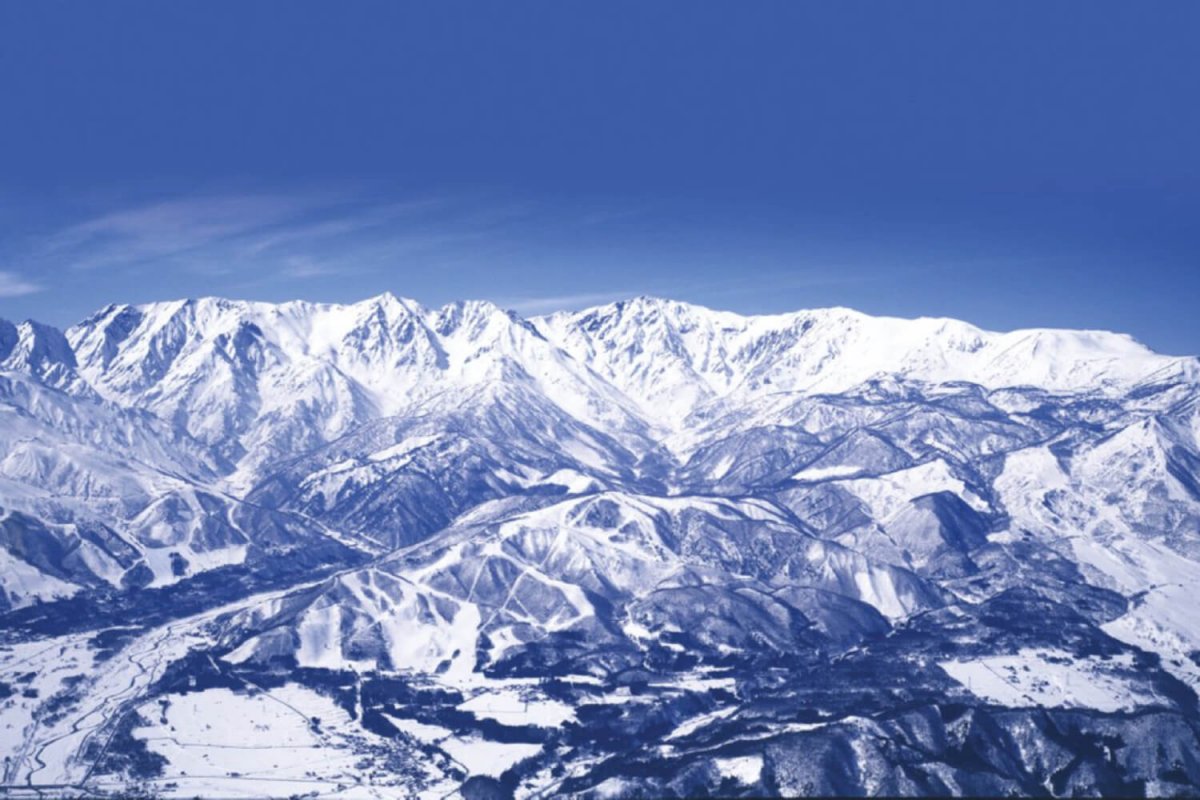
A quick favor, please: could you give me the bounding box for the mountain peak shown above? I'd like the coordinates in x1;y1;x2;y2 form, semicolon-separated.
533;296;1189;432
0;317;90;395
4;291;1200;796
56;292;1194;449
355;291;424;315
2;318;77;370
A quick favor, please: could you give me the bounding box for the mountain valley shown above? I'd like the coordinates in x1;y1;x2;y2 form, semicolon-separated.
1;294;1199;798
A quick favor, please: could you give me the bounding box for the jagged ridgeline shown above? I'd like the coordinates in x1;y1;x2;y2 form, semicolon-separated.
1;295;1199;798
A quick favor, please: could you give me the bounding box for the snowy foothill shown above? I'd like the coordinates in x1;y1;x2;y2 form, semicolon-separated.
2;293;1200;796
939;649;1162;713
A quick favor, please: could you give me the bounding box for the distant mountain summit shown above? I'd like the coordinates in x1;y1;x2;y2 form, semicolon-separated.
2;295;1200;797
66;293;1194;453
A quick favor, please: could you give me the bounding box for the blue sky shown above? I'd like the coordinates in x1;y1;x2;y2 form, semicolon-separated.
1;2;1197;354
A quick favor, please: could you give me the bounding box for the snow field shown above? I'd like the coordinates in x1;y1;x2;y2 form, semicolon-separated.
939;648;1161;712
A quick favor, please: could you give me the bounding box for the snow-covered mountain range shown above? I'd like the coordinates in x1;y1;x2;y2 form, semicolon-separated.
2;294;1199;798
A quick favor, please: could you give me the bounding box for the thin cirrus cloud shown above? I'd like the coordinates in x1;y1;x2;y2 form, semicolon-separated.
13;189;936;321
6;189;985;331
40;193;402;274
22;191;521;292
16;190;679;301
0;271;43;298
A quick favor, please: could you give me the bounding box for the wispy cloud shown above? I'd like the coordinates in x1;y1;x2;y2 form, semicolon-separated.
277;256;340;280
44;193;340;271
0;271;43;297
25;190;512;287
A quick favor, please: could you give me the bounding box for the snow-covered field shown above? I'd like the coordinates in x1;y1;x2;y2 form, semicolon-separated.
456;685;575;727
124;684;449;799
939;649;1162;712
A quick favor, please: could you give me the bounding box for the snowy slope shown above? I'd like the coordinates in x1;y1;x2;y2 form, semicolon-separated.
535;297;1192;437
67;295;651;482
0;315;362;608
1;294;1199;798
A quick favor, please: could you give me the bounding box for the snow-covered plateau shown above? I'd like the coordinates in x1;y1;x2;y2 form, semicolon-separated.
1;294;1199;797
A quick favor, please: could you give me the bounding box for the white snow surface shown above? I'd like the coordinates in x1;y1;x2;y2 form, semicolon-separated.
63;294;1190;464
129;684;449;798
2;293;1200;795
940;649;1161;712
535;296;1187;432
714;755;764;785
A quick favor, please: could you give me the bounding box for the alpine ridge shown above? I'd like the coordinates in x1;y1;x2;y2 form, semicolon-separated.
2;294;1199;798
